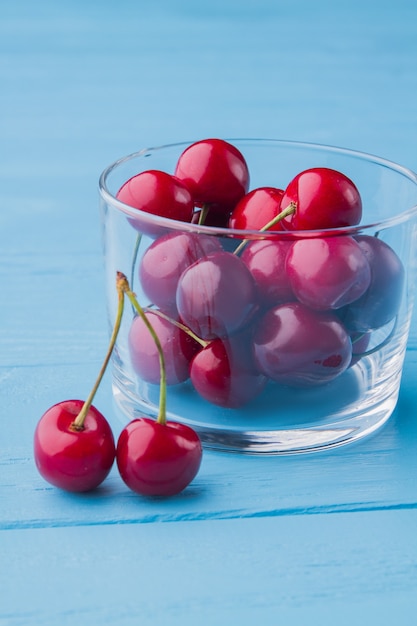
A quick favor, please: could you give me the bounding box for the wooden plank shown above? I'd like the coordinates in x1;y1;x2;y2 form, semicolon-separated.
1;510;416;625
1;1;417;624
1;351;416;529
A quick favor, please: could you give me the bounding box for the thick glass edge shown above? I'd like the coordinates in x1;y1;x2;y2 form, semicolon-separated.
98;138;417;237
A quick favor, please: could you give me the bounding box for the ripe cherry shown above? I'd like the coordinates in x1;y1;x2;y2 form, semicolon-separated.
285;236;371;310
253;302;352;386
240;239;295;308
229;187;285;231
116;169;194;236
116;418;202;497
280;167;362;230
33;273;128;492
34;401;116;492
339;235;405;332
190;329;267;408
174;138;250;213
139;231;222;313
117;283;202;496
176;250;258;340
128;309;200;385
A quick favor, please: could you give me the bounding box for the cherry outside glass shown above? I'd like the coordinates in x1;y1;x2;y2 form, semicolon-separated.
99;139;417;454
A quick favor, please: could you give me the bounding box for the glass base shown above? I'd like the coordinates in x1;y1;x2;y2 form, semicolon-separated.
111;357;400;455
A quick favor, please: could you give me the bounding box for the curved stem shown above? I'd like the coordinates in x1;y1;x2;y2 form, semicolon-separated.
119;274;167;425
143;307;208;348
233;201;297;256
71;273;125;431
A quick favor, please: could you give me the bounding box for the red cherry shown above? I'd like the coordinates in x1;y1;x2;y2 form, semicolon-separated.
34;400;115;492
229;187;285;231
240;239;295;308
174;138;249;212
33;273;130;492
280;167;362;230
116;170;194;235
122;282;203;497
190;331;267;408
176;250;257;340
339;235;405;332
116;418;202;496
285;236;371;310
253;302;352;386
128;310;201;385
139;232;222;313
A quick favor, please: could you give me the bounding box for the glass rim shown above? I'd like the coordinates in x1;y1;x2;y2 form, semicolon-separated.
98;138;417;237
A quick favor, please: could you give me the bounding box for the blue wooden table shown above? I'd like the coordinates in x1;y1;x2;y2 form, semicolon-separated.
1;1;417;624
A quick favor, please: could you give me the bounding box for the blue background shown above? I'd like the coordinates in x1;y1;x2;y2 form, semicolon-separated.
1;1;417;624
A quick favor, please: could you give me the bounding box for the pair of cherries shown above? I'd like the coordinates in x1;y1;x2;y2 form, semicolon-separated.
119;139;404;408
34;273;202;495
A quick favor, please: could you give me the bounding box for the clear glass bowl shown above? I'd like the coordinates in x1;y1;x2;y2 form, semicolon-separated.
99;139;417;454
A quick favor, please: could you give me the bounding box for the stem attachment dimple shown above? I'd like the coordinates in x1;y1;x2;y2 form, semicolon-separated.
71;272;126;431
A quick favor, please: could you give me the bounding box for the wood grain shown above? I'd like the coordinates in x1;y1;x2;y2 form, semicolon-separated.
1;0;417;623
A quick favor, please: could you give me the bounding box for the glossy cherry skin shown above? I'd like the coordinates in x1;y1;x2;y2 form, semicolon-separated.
190;331;267;408
139;232;222;313
229;187;285;231
33;400;115;492
116;418;202;496
280;167;362;230
128;311;201;385
176;250;258;340
240;239;295;308
174;139;249;212
285;236;371;310
338;235;405;332
116;170;194;236
253;302;352;386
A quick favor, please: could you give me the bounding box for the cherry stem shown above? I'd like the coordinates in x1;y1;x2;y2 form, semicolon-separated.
233;201;297;255
119;275;168;426
197;204;210;226
71;272;126;431
143;307;208;348
130;233;142;296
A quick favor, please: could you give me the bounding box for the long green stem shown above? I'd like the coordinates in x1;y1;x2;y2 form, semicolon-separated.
118;274;167;425
71;273;125;431
233;201;297;256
